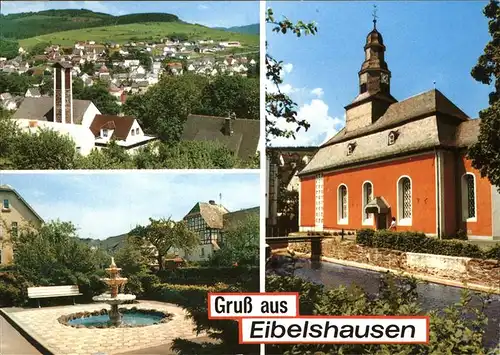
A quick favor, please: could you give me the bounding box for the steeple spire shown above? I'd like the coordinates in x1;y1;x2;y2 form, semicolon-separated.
344;14;398;130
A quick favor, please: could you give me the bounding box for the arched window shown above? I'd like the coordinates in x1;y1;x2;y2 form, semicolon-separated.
338;184;348;224
462;173;476;221
362;181;373;224
397;176;412;225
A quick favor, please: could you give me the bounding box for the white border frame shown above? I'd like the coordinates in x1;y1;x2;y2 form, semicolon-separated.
396;175;412;226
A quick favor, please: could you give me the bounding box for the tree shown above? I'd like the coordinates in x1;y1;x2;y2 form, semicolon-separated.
123;74;206;142
0;113;20;169
130;218;200;271
266;8;317;141
0;72;33;96
12;220;107;294
0;39;19;59
73;79;121;115
80;60;95;76
199;75;259;120
39;75;54;96
9;128;77;170
467;0;500;190
29;41;51;56
207;214;259;267
75;141;135;169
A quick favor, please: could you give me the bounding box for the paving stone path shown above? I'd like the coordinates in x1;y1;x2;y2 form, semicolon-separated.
3;301;203;355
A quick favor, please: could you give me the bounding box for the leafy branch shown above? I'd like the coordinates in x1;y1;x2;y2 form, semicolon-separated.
265;8;318;143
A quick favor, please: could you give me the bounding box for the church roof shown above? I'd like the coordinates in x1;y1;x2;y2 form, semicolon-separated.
12;97;93;124
300;89;477;176
181;114;259;161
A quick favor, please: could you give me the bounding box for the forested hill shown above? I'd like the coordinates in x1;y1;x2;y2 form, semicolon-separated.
0;9;181;39
214;24;259;35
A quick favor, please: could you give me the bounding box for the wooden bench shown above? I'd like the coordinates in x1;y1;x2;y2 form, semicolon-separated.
27;285;82;308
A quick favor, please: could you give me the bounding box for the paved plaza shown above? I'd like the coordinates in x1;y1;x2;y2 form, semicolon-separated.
2;301;204;355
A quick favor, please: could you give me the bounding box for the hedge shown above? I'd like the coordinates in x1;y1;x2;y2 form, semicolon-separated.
356;229;499;260
153;282;228;307
156;266;258;285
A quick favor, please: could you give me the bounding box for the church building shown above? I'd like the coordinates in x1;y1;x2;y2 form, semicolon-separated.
298;21;500;240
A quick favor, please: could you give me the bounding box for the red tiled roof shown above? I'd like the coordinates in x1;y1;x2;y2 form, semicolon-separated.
89;114;135;140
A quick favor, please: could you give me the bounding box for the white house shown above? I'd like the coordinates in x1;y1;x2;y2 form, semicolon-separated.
12;62;156;155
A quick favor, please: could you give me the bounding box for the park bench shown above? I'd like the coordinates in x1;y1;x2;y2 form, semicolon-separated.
27;285;82;308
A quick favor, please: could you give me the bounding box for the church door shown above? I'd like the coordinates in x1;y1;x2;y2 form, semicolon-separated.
376;213;387;230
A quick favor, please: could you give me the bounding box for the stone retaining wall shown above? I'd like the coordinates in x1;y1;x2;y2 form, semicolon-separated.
286;239;499;289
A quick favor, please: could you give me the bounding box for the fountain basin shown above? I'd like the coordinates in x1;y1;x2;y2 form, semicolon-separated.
59;307;173;328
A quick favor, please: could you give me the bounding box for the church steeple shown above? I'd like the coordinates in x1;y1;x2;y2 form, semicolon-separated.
344;9;398;131
358;6;391;97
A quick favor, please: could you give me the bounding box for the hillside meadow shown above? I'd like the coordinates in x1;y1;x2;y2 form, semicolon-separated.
19;22;259;49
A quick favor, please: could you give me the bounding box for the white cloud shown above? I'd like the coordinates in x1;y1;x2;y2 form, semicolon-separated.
282;63;293;76
197;4;209;10
269;99;345;147
311;88;324;98
18;173;259;239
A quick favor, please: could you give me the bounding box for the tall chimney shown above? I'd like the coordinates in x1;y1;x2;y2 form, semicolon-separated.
53;62;74;124
209;200;216;205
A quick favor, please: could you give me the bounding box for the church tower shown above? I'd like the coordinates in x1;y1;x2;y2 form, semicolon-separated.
345;12;397;131
53;62;74;124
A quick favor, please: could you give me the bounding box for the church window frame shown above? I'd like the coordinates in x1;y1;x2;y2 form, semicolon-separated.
362;181;374;226
337;184;348;225
397;176;412;226
461;173;477;222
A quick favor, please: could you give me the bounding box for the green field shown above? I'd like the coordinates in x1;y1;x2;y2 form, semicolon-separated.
19;22;259;49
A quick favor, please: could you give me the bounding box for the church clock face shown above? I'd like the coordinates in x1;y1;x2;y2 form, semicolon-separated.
381;73;389;84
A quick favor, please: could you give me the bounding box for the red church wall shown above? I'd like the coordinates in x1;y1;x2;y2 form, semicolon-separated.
300;176;316;227
461;156;492;237
442;151;457;236
310;153;437;234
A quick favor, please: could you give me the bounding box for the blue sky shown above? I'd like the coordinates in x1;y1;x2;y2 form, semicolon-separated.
267;1;493;147
0;172;260;239
0;1;259;28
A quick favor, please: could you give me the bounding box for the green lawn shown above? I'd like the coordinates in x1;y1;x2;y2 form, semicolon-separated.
19;22;259;49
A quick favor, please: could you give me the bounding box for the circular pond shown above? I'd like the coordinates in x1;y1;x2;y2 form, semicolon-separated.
59;307;172;328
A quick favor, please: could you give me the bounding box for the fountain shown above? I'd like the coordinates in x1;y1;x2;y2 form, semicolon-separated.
92;257;136;326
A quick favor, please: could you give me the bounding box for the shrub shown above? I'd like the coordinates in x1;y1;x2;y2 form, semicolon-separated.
356;228;375;246
154;282;227;307
484;243;500;261
356;229;488;259
265;274;492;355
0;272;30;307
455;229;468;240
156;266;258;286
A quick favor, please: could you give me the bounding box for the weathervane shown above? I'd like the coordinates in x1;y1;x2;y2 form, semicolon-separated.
372;5;378;29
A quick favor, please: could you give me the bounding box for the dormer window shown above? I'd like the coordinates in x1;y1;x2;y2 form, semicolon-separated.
102;129;108;138
388;131;399;146
347;142;357;156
